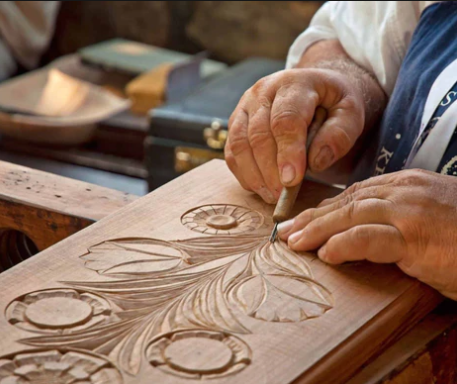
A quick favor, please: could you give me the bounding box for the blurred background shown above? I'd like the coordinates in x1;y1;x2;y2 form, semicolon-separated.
0;1;323;196
45;1;322;64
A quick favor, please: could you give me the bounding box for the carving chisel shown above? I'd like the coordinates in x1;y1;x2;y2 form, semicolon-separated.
269;107;327;242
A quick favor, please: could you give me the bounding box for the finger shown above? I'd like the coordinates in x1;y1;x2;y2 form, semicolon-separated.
288;198;392;251
248;104;282;200
270;84;317;187
225;139;251;191
318;173;398;208
307;77;364;172
317;224;407;265
279;183;393;241
229;109;276;203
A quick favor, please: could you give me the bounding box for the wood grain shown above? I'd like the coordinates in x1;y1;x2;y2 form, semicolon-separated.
349;300;457;384
0;159;442;383
0;160;137;252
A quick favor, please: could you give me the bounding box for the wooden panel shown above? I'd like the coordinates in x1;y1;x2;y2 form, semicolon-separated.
0;160;442;384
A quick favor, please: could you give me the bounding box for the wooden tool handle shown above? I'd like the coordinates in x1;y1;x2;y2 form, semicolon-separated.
272;182;303;222
272;107;327;223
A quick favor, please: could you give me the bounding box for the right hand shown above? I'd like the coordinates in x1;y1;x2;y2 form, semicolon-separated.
225;68;365;203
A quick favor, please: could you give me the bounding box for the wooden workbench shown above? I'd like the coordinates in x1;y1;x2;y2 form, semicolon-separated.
0;159;454;383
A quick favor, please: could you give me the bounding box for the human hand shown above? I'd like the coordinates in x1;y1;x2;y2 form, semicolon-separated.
225;68;365;203
278;169;457;299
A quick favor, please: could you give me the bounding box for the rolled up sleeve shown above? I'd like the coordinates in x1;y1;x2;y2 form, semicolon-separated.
286;1;426;96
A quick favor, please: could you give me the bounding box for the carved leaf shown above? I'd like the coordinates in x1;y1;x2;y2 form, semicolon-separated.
175;236;264;265
231;274;333;322
253;241;313;277
82;238;185;277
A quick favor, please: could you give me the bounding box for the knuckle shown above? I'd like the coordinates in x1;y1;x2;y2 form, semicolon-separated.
340;194;355;207
228;108;248;131
327;126;353;155
344;201;357;221
257;96;272;110
251;77;268;96
395;169;429;186
240;88;252;102
347;181;365;194
296;208;317;226
352;226;370;247
306;217;323;236
270;110;303;137
322;239;341;264
248;128;272;148
225;151;236;168
229;136;250;156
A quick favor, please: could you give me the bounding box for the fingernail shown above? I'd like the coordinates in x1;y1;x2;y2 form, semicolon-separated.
288;229;303;244
318;245;327;261
281;164;296;185
277;219;294;236
313;146;334;171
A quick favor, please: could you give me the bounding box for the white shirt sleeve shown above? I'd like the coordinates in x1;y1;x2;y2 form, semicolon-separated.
286;1;437;96
0;1;60;80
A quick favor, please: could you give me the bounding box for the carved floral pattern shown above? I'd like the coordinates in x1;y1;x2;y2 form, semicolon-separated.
17;205;333;378
0;349;122;384
6;289;111;334
81;238;185;277
146;329;251;379
181;204;264;235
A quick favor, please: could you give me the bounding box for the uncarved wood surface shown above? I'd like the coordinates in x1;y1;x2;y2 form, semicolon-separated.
0;160;138;253
0;160;442;384
0;160;136;222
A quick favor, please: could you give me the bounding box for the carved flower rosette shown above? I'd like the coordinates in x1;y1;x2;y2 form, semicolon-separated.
14;204;333;379
0;349;122;384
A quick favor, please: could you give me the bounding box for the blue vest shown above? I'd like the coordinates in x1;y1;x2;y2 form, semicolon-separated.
351;1;457;183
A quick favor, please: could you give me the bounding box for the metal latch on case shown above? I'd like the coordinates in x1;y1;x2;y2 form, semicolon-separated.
203;120;228;150
175;146;225;173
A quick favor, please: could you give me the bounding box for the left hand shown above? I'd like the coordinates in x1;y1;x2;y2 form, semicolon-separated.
277;169;457;300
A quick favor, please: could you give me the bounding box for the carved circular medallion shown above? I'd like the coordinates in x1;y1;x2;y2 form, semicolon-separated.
206;214;237;230
181;204;264;235
146;329;251;379
25;297;93;328
0;349;123;384
6;289;111;334
164;337;233;374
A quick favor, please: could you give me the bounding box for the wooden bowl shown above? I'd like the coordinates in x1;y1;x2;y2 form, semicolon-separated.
0;67;130;145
